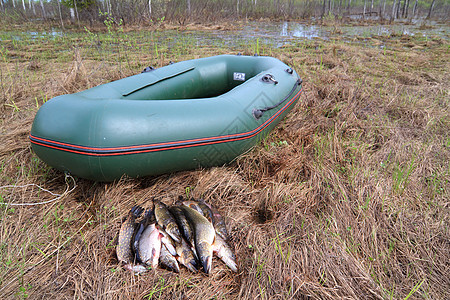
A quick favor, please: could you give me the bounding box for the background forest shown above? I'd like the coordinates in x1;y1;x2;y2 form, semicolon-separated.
1;0;449;25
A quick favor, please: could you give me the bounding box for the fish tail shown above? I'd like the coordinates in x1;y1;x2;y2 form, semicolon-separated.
131;205;144;218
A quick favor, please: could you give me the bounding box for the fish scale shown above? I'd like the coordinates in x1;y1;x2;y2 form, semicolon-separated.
117;205;144;264
154;199;182;243
179;205;216;274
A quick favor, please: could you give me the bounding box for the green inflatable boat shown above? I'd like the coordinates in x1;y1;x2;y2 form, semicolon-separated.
30;55;303;181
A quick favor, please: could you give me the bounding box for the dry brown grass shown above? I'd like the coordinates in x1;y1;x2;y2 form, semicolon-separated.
0;28;449;299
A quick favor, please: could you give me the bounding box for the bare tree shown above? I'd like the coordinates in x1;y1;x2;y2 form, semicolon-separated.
412;0;419;16
363;0;367;17
40;0;46;19
69;7;75;21
57;0;65;29
28;0;35;15
427;0;436;19
380;0;386;19
396;0;401;18
74;0;79;23
148;0;152;19
404;0;410;18
401;0;407;18
1;0;448;25
391;0;398;20
106;0;111;14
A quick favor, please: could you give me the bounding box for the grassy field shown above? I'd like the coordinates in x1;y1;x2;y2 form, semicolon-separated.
0;21;449;299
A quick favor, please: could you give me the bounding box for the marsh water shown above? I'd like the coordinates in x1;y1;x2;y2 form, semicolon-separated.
1;20;448;54
200;21;450;48
0;20;450;43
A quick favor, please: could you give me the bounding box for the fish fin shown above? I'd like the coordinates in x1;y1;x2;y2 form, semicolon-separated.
161;237;177;256
144;208;156;224
133;223;144;251
221;256;238;273
131;205;144;218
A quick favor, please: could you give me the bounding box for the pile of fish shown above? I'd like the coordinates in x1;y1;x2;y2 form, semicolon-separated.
116;197;237;274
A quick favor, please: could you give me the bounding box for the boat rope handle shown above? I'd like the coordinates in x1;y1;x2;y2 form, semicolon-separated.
253;78;302;120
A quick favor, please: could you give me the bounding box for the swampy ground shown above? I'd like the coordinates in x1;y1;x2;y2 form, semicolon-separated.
0;20;449;299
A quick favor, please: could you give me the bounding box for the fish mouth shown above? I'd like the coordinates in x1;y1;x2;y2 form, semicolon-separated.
185;262;198;273
202;255;212;274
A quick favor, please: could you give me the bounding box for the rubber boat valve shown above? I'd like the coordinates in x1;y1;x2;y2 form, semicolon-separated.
285;68;294;74
142;66;155;73
262;74;278;85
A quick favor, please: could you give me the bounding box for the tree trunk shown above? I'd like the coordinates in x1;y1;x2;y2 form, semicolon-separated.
31;0;36;15
379;0;385;19
70;8;75;21
148;0;152;19
412;0;418;16
74;0;79;23
39;0;46;19
322;0;327;18
402;0;408;18
404;0;410;18
22;0;26;11
106;0;111;14
57;0;65;29
391;0;397;21
427;0;436;19
363;0;367;18
187;0;191;15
